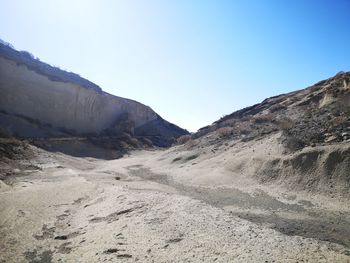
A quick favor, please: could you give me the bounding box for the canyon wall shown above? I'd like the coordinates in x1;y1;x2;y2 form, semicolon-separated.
0;42;187;146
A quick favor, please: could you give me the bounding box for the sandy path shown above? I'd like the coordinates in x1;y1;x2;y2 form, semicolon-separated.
1;148;350;262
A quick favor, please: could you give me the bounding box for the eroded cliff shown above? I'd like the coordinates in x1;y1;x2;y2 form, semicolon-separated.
0;42;188;154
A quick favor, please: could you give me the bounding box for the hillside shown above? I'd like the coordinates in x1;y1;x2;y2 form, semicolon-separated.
195;71;350;148
0;41;188;157
171;72;350;196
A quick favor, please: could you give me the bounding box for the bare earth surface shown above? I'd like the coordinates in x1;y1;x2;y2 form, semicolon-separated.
1;146;350;263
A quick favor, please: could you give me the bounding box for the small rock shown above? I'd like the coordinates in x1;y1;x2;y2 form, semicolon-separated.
104;248;125;254
324;135;337;143
54;235;68;240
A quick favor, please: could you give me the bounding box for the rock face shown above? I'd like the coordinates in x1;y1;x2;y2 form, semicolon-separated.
0;42;188;148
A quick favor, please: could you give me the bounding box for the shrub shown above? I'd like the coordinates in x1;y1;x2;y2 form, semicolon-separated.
284;136;305;151
333;116;347;126
221;119;236;127
20;50;35;59
185;138;198;148
269;103;286;112
216;127;233;137
251;113;275;124
119;141;129;149
142;138;153;147
177;135;192;144
278;118;295;131
128;138;139;147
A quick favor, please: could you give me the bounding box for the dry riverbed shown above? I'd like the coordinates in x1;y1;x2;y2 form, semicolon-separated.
1;147;350;262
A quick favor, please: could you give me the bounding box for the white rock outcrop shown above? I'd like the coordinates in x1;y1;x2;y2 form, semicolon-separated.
0;56;158;135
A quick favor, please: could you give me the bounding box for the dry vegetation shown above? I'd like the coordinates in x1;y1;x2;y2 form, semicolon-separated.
177;134;192;144
191;72;350;151
216;126;234;137
0;135;37;181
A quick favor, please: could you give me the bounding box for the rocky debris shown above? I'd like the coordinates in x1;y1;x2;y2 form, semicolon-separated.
23;249;53;263
325;135;338;143
33;225;56;240
0;136;38;182
0;136;32;160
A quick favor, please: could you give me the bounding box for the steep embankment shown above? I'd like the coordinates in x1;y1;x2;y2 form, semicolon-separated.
0;41;188;155
174;72;350;196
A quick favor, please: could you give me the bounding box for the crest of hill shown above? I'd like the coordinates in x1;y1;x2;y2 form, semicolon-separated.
0;39;102;93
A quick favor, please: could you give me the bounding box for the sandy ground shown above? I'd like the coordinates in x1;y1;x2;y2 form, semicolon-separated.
1;145;350;263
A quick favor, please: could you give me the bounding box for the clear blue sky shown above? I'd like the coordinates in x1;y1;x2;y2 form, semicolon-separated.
1;0;349;132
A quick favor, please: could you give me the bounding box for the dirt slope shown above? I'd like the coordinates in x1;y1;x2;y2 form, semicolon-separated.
177;72;350;196
195;71;350;149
